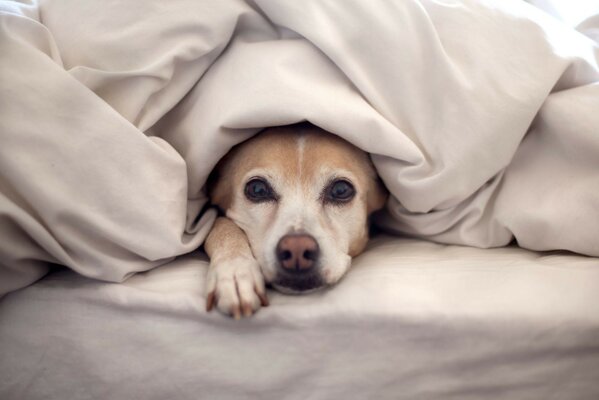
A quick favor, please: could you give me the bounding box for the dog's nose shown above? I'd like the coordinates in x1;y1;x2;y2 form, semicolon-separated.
276;234;320;272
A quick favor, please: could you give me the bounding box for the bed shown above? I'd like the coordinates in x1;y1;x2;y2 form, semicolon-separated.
1;0;599;398
2;235;599;399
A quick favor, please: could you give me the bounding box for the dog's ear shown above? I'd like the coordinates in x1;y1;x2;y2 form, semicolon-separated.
364;157;388;214
367;176;388;215
206;156;233;212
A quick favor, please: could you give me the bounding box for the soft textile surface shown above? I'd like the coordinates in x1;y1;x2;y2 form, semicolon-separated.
526;0;599;39
1;235;598;399
1;0;599;296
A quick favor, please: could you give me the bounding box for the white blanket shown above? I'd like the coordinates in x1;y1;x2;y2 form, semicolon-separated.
1;0;598;296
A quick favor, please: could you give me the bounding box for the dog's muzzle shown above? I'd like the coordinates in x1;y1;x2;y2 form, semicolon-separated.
273;234;324;292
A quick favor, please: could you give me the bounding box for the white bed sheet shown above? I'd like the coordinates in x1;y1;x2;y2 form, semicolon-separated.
1;235;598;400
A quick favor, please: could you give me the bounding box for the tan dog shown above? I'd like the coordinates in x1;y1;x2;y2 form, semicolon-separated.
205;123;387;318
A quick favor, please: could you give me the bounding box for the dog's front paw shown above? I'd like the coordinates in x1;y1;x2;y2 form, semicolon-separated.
205;256;269;319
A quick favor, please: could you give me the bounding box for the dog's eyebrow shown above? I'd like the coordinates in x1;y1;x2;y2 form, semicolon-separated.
322;169;357;183
243;170;276;184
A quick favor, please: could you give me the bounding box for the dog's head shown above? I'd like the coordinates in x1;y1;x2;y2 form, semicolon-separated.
208;124;387;293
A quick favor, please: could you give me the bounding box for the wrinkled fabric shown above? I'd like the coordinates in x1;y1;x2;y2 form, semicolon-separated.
1;0;598;296
1;236;599;400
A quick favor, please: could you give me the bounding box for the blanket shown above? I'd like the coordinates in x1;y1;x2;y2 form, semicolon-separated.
1;0;598;296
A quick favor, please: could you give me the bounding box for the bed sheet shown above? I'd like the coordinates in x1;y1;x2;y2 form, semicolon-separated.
1;235;598;400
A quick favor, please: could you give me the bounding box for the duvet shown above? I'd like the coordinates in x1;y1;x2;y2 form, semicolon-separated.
1;1;598;295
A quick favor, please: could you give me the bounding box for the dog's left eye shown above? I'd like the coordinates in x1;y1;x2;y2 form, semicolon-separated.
245;178;276;202
325;179;355;203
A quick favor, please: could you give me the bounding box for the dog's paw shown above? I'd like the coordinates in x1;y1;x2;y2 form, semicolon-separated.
205;256;269;319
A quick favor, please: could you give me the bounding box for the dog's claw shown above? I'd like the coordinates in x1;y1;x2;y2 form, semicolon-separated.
256;289;269;307
206;291;216;312
232;306;242;320
242;302;253;317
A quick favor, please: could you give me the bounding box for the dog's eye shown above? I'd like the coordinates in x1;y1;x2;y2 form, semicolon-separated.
245;178;276;202
325;179;355;203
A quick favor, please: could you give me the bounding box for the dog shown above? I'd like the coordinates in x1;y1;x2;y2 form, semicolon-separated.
204;123;388;318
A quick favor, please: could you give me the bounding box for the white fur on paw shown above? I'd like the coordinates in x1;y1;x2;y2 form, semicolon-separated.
205;256;268;319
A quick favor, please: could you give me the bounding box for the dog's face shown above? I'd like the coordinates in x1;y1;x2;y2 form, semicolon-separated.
209;124;387;293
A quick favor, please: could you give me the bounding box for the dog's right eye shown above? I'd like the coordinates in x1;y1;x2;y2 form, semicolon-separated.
245;178;277;202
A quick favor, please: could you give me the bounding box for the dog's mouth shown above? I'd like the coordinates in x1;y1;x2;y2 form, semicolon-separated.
270;272;325;294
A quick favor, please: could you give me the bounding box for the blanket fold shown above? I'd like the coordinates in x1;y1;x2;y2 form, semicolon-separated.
1;0;598;296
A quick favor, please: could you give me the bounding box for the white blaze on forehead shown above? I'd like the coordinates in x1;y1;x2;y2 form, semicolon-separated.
291;133;307;232
296;133;305;181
